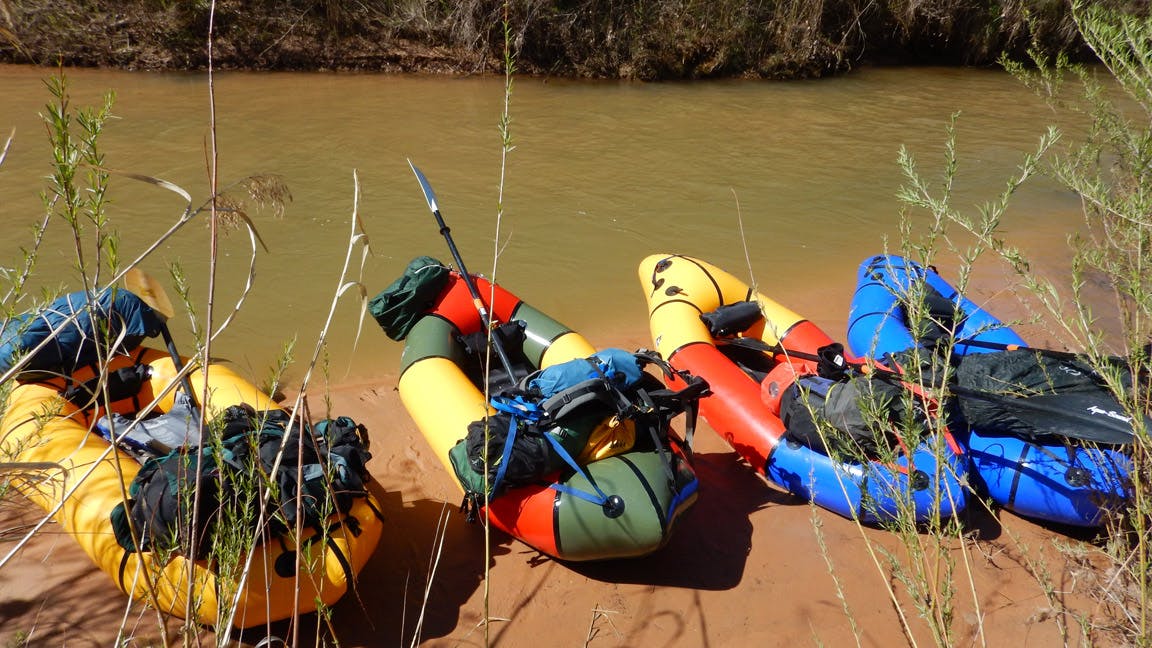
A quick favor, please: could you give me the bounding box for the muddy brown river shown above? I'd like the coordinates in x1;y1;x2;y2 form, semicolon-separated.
0;65;1086;385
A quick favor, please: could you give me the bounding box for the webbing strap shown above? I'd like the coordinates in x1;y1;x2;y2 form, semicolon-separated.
586;360;637;415
1028;437;1076;467
491;392;613;506
539;379;614;421
683;392;699;453
542;432;610;506
634;388;679;487
490;415;519;496
490;394;544;422
486;394;540;497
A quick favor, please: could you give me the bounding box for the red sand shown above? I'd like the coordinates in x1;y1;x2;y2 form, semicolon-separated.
0;370;1122;647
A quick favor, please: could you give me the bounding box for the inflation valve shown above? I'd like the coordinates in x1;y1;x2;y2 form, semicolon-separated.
602;494;626;518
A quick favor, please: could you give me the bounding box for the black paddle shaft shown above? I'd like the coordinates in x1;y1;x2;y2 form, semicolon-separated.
408;160;517;378
159;323;199;411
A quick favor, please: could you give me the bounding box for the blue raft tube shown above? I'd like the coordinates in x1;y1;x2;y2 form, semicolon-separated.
846;254;1132;528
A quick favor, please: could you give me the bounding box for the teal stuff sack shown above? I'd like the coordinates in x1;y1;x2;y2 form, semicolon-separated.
369;256;450;341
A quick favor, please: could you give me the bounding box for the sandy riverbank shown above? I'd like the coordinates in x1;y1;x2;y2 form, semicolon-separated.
0;367;1117;647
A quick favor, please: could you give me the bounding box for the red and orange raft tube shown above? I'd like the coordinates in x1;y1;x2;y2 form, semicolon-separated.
638;253;967;523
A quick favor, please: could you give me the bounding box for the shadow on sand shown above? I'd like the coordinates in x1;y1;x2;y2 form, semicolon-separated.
569;450;788;590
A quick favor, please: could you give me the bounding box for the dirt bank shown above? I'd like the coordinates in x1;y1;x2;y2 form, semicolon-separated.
0;0;1112;80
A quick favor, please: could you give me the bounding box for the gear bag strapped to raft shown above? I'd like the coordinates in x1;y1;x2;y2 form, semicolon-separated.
110;405;372;558
368;256;451;342
950;349;1145;444
779;372;918;456
0;289;165;379
448;348;709;519
457;320;536;394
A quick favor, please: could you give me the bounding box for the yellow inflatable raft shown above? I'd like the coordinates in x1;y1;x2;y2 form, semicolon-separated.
0;347;383;628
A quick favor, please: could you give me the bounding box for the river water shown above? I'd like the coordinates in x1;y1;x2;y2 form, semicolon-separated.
0;65;1084;386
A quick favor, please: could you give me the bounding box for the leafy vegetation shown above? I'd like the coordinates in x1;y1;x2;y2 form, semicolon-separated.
877;2;1152;644
0;0;1139;79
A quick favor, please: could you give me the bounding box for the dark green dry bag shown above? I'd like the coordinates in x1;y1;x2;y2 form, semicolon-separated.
369;256;450;341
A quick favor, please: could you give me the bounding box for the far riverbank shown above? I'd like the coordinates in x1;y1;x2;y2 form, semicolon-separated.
0;0;1122;80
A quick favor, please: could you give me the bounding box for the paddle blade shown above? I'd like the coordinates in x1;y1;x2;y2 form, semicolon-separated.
954;387;1140;445
125;268;175;320
407;158;440;213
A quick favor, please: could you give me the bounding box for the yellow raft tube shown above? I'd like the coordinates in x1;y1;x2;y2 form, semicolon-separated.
0;348;383;629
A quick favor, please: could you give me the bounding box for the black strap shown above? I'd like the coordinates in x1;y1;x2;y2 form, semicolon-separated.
325;533;355;589
460;492;482;523
634;350;710;454
63;364;151;407
627;351;710;486
538;378;616;423
116;547;132;593
633;387;679;488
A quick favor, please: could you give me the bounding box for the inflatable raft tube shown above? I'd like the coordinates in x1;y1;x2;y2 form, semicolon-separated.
398;271;698;561
639;253;967;523
0;347;384;628
846;254;1131;527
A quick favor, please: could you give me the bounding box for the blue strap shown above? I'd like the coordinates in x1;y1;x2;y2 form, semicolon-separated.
550;482;610;506
487;394;543;496
490;393;611;507
490;415;519;496
541;431;609;505
490;394;544;422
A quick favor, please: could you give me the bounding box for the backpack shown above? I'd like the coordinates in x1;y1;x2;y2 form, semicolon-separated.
110;406;372;558
450;408;608;501
448;348;708;517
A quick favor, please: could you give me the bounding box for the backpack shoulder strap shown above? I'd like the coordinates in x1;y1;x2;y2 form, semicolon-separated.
537;378;618;422
629;349;711;452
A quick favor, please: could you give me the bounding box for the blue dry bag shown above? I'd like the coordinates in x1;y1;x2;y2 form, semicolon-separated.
525;348;643;399
0;289;165;378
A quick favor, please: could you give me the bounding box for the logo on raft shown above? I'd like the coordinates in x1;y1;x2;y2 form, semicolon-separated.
1086;405;1132;423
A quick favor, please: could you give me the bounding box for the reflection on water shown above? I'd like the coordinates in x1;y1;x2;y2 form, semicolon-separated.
0;65;1083;384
